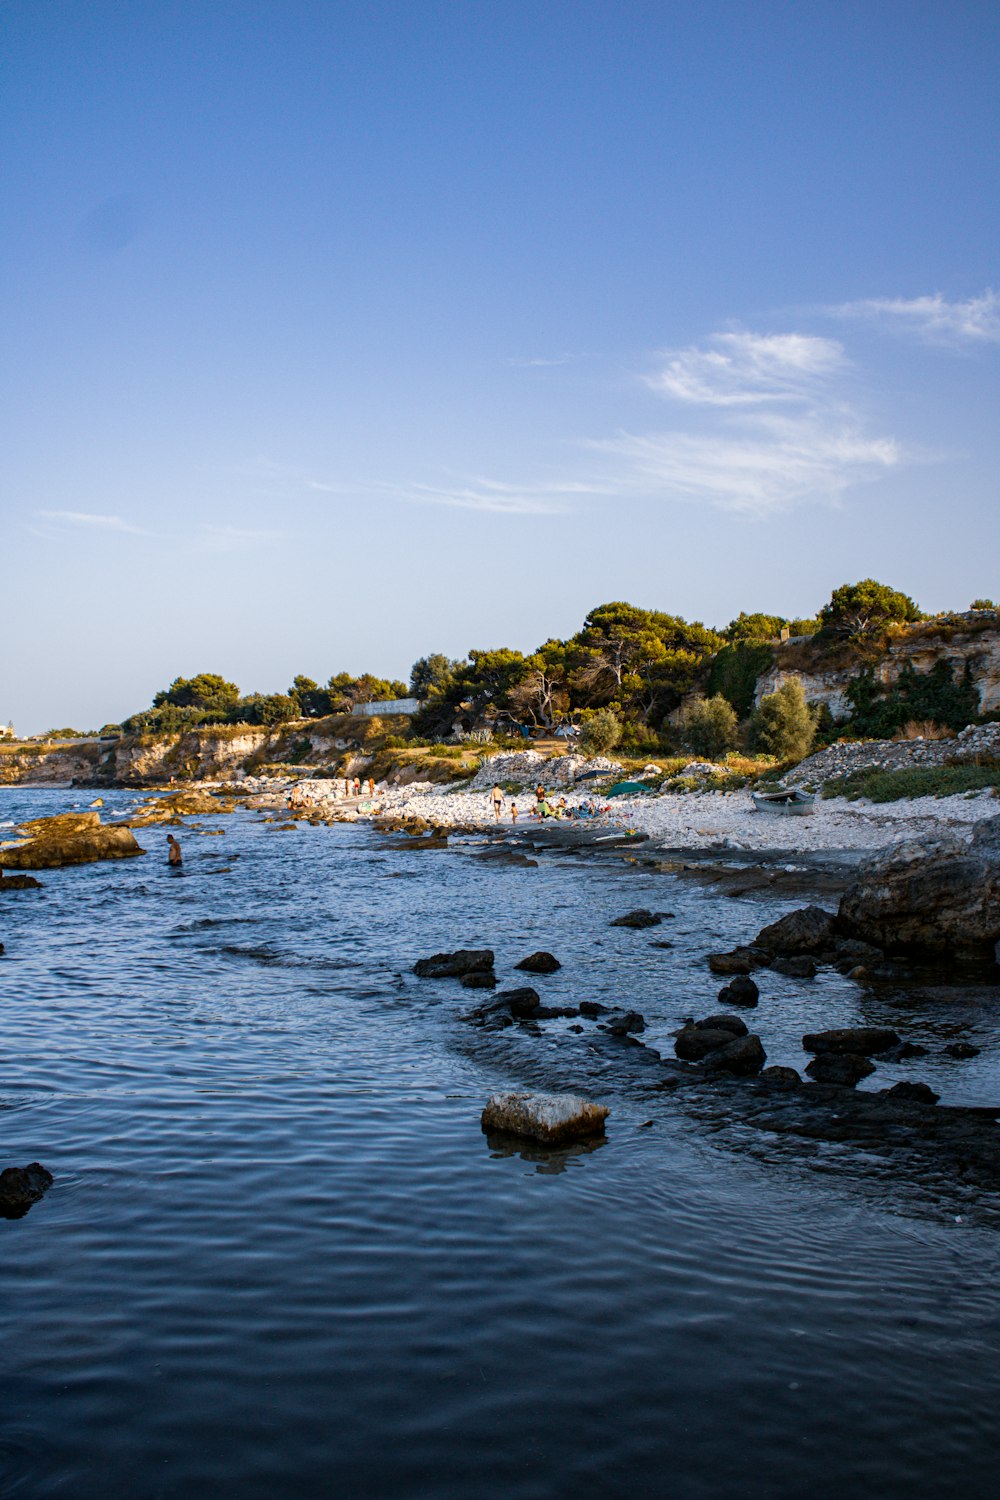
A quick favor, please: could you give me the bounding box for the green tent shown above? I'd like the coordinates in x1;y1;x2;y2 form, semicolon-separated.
606;781;648;798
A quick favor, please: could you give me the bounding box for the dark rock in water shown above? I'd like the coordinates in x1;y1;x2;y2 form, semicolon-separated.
944;1042;981;1060
837;815;1000;957
707;946;765;976
515;951;561;974
460;971;497;990
535;1005;581;1020
803;1027;900;1057
718;975;759;1008
675;1025;739;1061
695;1014;748;1037
830;937;884;972
414;949;495;979
883;1081;940;1105
770;955;818;979
611;909;661;929
0;1162;53;1218
500;987;542;1018
760;1065;802;1089
606;1010;645;1035
703;1033;766;1076
754;905;836;956
805;1053;875;1087
578;1001;609;1018
0;872;43;890
884;1041;929;1061
649;939;675;949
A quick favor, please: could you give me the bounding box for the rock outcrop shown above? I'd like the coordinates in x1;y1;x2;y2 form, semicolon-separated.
837;814;1000;956
0;1162;53;1218
413;949;494;979
515;951;561;974
481;1091;609;1145
2;813;145;869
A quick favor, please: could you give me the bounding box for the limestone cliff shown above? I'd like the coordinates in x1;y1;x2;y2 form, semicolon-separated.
753;612;1000;721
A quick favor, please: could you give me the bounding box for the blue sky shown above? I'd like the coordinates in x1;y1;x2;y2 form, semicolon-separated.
3;0;999;732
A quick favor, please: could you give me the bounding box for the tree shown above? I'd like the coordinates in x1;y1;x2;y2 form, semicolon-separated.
327;672;408;707
723;612;786;643
568;602;722;723
464;648;529;703
289;675;332;717
409;654;461;699
579;709;622;756
971;599;997;611
153;673;240;719
818;580;921;639
506;641;570;727
677;695;740;760
232;693;300;726
750;678;816;760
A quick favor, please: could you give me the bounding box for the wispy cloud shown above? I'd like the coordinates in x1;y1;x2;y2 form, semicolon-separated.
195;524;289;552
645;330;845;406
593;413;900;517
36;509;151;535
832;290;1000;346
504;353;585;368
392;477;602;516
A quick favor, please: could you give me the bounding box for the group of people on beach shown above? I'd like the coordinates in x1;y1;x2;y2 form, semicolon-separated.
490;783;609;823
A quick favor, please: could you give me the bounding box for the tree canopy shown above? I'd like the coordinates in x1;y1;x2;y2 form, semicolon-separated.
819;580;922;639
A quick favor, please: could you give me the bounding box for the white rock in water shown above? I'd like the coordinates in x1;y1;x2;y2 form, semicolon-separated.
481;1091;609;1144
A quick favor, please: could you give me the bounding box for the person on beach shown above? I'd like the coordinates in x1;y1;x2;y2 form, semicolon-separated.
368;777;375;798
353;777;361;797
167;834;182;866
535;783;546;806
510;802;518;824
343;778;351;799
491;785;505;821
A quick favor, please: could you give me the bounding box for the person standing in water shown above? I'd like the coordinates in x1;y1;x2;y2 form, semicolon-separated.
167;834;182;866
490;785;505;821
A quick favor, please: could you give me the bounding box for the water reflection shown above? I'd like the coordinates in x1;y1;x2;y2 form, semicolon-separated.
483;1128;607;1174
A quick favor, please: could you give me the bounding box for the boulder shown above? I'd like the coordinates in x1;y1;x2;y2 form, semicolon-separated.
718;975;759;1008
837;816;1000;956
0;1162;53;1218
694;1014;748;1037
606;1010;645;1035
0;872;43;890
481;1091;609;1145
830;938;885;972
675;1025;739;1061
2;821;145;869
460;971;497;990
535;1005;582;1020
578;1001;609;1018
703;1033;766;1076
498;987;542;1018
760;1065;802;1089
413;949;495;979
884;1041;929;1061
754;905;837;956
707;947;764;976
944;1042;981;1059
770;956;818;979
882;1081;940;1105
802;1027;901;1057
16;811;101;838
610;909;661;929
805;1053;875;1087
515;951;561;974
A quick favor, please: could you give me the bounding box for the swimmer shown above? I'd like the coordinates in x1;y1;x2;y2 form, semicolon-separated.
166;834;182;866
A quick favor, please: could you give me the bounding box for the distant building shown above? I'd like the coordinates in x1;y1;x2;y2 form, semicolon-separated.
0;721;14;740
349;698;421;718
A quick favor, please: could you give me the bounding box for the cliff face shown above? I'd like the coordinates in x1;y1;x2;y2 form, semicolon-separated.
754;616;1000;721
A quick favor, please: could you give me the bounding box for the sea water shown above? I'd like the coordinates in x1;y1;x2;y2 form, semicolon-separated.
2;788;1000;1499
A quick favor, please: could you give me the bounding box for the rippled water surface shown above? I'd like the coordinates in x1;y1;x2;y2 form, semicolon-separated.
3;788;1000;1499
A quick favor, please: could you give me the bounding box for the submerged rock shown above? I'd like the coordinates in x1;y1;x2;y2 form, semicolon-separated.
882;1081;940;1105
805;1053;876;1087
610;909;661;929
803;1027;900;1057
578;1000;609;1018
515;951;561;974
413;949;495;979
944;1042;981;1060
675;1025;740;1061
760;1065;802;1089
0;871;43;890
770;956;818;979
707;946;764;976
0;1162;53;1218
837;815;1000;957
481;1091;609;1145
499;987;542;1018
459;971;497;990
695;1014;748;1037
605;1010;646;1035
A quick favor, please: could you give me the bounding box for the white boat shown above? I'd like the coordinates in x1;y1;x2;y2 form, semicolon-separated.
751;787;816;815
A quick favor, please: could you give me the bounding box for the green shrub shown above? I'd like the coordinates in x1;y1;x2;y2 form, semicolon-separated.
579;709;622;756
426;744;464;759
750;678;816;760
677;694;740;760
845;660;979;738
822;765;1000;802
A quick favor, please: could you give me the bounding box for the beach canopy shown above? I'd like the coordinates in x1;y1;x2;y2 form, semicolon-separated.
574;769;607;783
606;781;648;798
